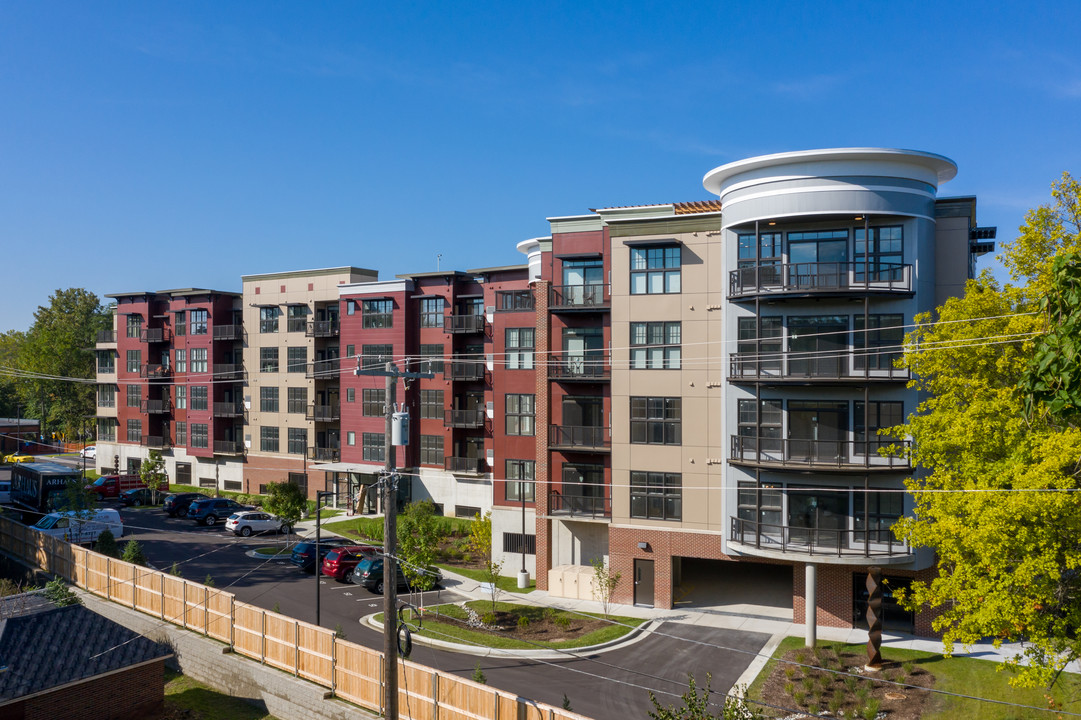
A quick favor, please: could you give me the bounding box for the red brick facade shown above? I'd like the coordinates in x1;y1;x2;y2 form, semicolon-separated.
7;658;166;720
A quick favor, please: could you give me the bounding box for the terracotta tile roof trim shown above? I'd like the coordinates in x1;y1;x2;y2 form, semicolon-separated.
589;200;723;215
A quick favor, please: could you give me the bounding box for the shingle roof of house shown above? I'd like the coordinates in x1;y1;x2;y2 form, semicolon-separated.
0;593;172;701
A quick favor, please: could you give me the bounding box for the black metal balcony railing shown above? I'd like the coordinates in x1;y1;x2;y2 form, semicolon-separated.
729;517;910;559
139;364;171;379
96;330;116;344
727;352;908;382
142;435;172;450
548;353;611;382
549;284;611;310
548;491;611;519
444;456;485;474
306;358;341;379
213;364;245;381
729;262;913;298
307;446;340;462
447;360;485;381
729;436;912;471
444;408;486;428
548;425;611;450
139;327;170;343
447;315;485;334
305;320;340;338
306;404;341;422
213;402;245;418
141;399;170;414
213;324;242;341
213;440;245;455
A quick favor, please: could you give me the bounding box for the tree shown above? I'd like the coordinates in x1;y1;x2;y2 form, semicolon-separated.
396;500;444;591
121;539;147;567
892;172;1081;689
0;331;25;419
469;511;504;611
647;674;763;720
96;529;120;558
262;481;306;540
140;450;168;505
16;288;107;437
591;557;621;619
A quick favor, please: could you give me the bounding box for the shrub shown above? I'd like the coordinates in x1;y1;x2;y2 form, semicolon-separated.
472;662;486;684
482;612;496;626
517;615;530;630
783;682;794;696
555;615;571;630
829;689;845;713
204;574;215;588
334;623;346;639
121;539;147;567
801;677;814;693
807;703;819;716
42;578;81;607
562;694;572;711
862;698;881;720
96;529;120;558
783;666;796;680
902;661;915;675
792;691;805;706
169;561;182;577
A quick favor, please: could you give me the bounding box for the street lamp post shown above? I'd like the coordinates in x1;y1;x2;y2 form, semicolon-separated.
315;490;335;627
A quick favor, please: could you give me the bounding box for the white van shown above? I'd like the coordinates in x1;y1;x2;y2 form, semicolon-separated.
32;509;124;545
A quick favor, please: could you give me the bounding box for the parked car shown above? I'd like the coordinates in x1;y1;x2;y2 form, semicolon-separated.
187;497;250;526
3;453;33;464
289;537;354;573
79;445;96;459
119;487;156;506
349;556;442;594
320;545;378;582
162;492;209;518
84;474;146;501
32;508;124;545
225;510;292;537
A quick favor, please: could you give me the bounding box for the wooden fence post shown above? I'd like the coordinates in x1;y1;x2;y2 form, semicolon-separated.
160;573;165;620
106;558;111;600
230;597;235;649
330;633;337;695
432;672;439;720
261;610;266;664
379;651;384;715
131;567;137;610
294;621;299;677
204;587;209;636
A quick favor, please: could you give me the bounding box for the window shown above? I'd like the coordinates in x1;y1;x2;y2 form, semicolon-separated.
506;460;535;502
362;389;383;417
126;385;141;408
630;397;681;444
191;348;207;373
420;298;443;328
737;231;783;286
126;350;141;373
420;435;444;465
127;419;141;443
287;347;307;373
419;344;444;374
496;290;533;311
854;489;904;543
345;300;356;316
630;322;681;369
363;433;385;462
287;387;307;413
736;316;781;376
175;349;187;373
630;246;681;294
98;419;117;442
346;431;356;446
737;399;783;454
505;328;535;370
190;309;208;335
190;386;208;411
363;299;393;329
175;422;186;447
174;386;186;409
420;390;443;419
361;344;392;370
259;307;279;333
737;481;782;526
191;423;208;449
260;426;279;452
287;305;307;332
854;401;904;455
345;344;355;359
787;230;849;288
260;348;279;373
174;311;186;337
854;314;905;371
288;428;307;455
96;350;115;374
346;387;355;403
630;471;681;520
288;472;308;496
855;225;904;281
260;386;279;412
97;385;116;408
505;394;535;436
126;314;142;339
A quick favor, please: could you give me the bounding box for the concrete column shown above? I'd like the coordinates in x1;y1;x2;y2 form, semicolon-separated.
805;564;817;648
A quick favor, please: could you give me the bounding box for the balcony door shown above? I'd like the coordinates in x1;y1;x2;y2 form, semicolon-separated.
788;231;848;288
563;327;603;375
562;260;603;305
788;401;847;462
788;316;848;378
788;488;847;548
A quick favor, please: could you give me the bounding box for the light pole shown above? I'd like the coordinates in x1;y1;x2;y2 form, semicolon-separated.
314;490;335;627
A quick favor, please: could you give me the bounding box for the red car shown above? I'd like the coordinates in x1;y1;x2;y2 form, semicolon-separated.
320;545;378;582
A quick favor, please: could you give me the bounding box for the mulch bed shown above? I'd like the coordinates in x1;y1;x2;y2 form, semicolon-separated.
434;607;610;643
756;645;933;719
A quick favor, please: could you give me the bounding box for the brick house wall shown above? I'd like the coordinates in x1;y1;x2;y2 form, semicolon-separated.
11;658;166;720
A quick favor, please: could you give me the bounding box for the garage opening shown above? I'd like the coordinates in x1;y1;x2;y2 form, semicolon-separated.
672;558;792;619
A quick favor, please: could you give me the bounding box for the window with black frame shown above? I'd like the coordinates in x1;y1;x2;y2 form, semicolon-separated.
854;225;904;282
630;322;681;369
630;245;681;294
629;397;681;444
363;299;393;329
506;460;535;502
190;309;208;335
419;298;443;328
259;307;278;333
630;471;681;520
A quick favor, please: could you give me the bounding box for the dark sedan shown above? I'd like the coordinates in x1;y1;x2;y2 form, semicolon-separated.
289;537;354;573
119;487;157;506
163;492;209;518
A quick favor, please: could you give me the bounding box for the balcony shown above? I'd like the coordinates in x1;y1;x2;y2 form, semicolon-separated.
307;446;340;462
444;456;486;475
548;491;611;519
213;364;245;381
306;358;341;379
548;425;611;452
548;353;610;382
96;330;116;344
139;327;171;343
213;402;245;418
444;408;486;429
447;315;485;334
305;320;340;338
139;364;171;379
729;517;912;564
728;352;908;384
447;360;484;382
729;262;913;299
212;324;242;341
306;404;341;422
729;436;912;472
140;398;170;414
549;284;610;311
213;440;245;455
142;435;172;450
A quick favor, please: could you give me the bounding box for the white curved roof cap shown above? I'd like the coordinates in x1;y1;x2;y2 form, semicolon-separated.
703;148;957;198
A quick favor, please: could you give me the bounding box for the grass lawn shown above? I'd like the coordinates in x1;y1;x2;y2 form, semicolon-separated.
378;600;643;651
436;563;536;593
165;668;279;720
747;637;1081;719
322;516;384;543
252;544;295;557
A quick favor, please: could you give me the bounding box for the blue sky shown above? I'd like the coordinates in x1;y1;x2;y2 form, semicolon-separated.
1;1;1079;330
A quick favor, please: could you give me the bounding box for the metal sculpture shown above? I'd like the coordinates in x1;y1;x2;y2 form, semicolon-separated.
866;566;883;668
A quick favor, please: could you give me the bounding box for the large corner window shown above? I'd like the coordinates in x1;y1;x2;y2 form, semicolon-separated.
630;246;681;294
854;314;905;371
363;299;393;329
854;226;904;282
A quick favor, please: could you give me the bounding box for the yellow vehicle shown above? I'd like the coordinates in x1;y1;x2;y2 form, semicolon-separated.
3;453;33;464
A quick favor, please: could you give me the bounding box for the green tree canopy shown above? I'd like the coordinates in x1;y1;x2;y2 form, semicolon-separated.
396;500;443;591
262;481;306;529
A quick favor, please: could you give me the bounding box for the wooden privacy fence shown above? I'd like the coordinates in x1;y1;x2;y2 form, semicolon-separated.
0;517;590;720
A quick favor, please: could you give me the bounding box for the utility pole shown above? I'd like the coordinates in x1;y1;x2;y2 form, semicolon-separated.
355;358;433;720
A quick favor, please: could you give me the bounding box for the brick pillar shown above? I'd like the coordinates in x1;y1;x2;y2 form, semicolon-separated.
533;280;552;590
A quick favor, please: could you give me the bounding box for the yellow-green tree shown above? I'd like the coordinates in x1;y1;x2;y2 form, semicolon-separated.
894;173;1081;688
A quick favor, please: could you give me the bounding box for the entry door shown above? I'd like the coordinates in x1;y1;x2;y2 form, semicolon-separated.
789;490;847;548
634;559;655;607
788;402;847;462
